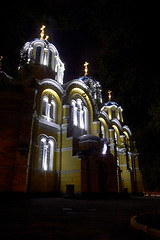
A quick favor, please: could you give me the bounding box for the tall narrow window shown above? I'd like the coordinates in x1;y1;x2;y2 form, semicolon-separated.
101;123;105;138
42;96;48;116
35;46;41;64
83;106;88;131
71;98;88;132
77;99;82;128
48;50;52;69
48;140;54;171
50;100;56;122
41;95;56;122
112;109;116;119
39;137;47;170
39;136;55;171
114;131;118;144
71;100;77;126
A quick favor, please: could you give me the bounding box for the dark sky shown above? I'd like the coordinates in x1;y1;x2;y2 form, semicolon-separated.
0;0;160;119
1;0;159;82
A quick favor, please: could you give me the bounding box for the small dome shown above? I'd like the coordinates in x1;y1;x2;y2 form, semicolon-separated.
79;76;97;83
78;76;102;104
104;101;119;107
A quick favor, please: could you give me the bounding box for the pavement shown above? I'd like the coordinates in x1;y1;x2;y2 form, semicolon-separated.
0;195;160;240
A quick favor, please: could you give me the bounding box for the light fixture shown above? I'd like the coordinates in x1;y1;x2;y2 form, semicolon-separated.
102;143;107;155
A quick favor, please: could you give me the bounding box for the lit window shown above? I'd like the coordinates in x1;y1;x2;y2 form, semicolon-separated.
39;136;55;171
101;123;105;138
42;95;56;122
71;100;77;126
71;99;88;132
83;106;88;131
102;143;108;155
114;131;118;143
42;96;48;116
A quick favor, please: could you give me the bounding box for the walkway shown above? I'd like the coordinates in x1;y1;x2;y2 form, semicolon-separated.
0;196;159;240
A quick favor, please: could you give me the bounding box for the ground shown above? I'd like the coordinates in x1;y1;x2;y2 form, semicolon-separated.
0;195;159;240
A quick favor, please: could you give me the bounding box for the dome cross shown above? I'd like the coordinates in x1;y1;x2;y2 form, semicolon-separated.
84;62;89;76
108;90;112;101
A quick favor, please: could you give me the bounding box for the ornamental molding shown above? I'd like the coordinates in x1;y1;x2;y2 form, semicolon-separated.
123;125;132;136
111;118;123;132
99;110;110;123
37;78;64;95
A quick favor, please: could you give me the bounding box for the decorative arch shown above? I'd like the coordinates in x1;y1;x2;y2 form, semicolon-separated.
99;111;109;139
99;117;109;139
111;119;123;132
32;40;45;65
99;110;110;124
112;125;120;145
68;87;94;129
123;125;132;139
65;80;98;121
41;88;61;124
111;119;123;145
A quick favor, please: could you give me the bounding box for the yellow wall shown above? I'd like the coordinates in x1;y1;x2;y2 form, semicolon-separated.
99;117;109;139
60;171;81;193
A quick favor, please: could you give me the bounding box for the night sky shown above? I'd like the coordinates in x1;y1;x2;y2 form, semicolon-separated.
1;0;160;175
1;1;159;82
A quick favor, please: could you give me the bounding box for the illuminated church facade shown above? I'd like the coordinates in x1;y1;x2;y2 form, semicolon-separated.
0;28;143;195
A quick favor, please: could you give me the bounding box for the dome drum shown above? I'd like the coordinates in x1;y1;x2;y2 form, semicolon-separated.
21;39;65;84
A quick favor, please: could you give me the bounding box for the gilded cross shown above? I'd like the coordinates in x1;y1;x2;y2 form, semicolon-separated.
108;90;112;101
45;35;49;41
40;25;46;40
84;62;89;76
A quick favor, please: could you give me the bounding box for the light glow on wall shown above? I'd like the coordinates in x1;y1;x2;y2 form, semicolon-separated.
102;143;108;155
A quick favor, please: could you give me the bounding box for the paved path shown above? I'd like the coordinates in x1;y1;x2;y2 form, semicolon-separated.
0;196;160;240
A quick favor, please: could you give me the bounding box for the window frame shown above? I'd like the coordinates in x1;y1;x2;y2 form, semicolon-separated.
38;135;56;172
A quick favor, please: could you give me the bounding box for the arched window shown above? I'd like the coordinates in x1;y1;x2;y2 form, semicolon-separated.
112;109;116;119
114;130;118;144
35;46;41;64
71;100;77;126
48;50;52;69
50;100;56;122
41;95;56;122
38;136;55;171
77;99;84;129
83;106;88;131
42;96;48;116
101;123;105;138
71;98;88;132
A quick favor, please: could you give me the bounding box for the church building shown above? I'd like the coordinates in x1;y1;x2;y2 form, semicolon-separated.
0;26;143;196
